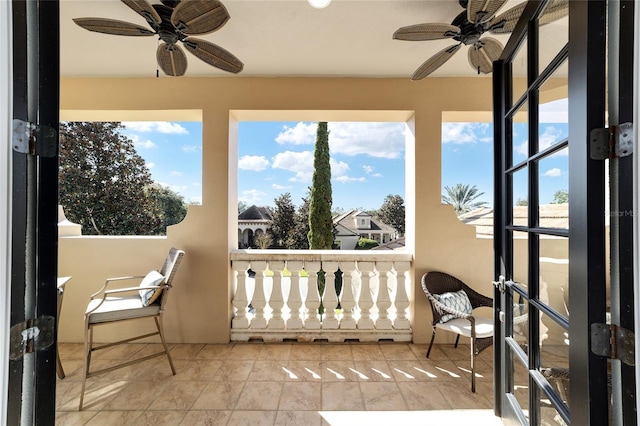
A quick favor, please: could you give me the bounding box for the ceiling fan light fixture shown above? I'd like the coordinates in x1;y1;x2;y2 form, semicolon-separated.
308;0;331;9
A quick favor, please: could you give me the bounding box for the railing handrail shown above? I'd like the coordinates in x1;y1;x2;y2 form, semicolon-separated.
230;249;413;262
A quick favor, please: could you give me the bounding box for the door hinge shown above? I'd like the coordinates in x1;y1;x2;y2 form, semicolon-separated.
591;323;635;366
9;316;55;361
590;122;633;160
492;275;506;293
12;119;57;157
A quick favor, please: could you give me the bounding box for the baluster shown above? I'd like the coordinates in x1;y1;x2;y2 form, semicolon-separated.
356;261;375;329
250;261;267;329
286;261;304;329
304;261;321;330
231;260;250;329
393;261;411;329
268;261;285;329
375;262;393;329
322;261;339;329
338;261;356;329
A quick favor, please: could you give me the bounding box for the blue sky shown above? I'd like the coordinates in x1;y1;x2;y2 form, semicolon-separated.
121;97;568;210
238;121;406;211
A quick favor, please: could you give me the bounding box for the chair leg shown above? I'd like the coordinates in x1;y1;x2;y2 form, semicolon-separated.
155;316;176;375
454;334;460;348
426;328;437;358
79;320;92;410
470;337;476;393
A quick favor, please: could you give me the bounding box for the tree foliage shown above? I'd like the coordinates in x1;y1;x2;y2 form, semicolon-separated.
515;198;528;206
269;193;297;248
442;183;488;215
551;189;568;204
59;122;164;235
287;192;311;249
356;238;379;250
308;122;334;249
147;183;188;234
377;194;405;236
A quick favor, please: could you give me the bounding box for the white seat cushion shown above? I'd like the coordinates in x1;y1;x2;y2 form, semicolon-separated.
435;316;494;339
87;296;161;324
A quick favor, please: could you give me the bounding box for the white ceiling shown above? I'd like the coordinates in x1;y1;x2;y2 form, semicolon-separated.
60;0;568;79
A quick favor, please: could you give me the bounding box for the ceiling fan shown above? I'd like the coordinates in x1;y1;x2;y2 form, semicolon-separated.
73;0;243;77
393;0;568;80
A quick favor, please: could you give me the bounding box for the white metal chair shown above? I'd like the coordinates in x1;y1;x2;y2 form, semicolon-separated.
79;247;185;410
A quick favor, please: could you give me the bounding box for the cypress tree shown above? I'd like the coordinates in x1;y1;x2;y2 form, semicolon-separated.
308;122;334;249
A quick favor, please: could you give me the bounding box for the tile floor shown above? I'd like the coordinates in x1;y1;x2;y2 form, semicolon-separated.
55;342;502;425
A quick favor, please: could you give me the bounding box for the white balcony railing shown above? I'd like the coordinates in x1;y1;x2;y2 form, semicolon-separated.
230;250;413;342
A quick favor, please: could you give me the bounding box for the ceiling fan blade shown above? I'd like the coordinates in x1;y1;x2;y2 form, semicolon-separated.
488;2;526;34
411;43;461;81
393;23;460;41
121;0;161;27
468;37;504;74
156;43;188;76
73;18;156;36
182;37;243;74
171;0;230;35
467;0;508;24
489;0;568;35
539;0;569;26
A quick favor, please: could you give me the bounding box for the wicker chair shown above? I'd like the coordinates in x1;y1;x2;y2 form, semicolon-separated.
421;271;494;392
79;247;185;410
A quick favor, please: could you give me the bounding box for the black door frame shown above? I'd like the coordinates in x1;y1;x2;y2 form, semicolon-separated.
9;0;59;424
493;1;613;424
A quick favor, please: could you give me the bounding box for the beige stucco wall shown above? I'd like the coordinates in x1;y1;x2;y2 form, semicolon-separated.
58;76;501;344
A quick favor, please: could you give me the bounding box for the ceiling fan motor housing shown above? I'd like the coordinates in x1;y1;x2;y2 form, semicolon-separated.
451;11;485;45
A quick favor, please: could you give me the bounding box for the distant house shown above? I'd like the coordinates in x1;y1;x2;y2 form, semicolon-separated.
459;203;569;238
332;210;399;250
238;205;273;248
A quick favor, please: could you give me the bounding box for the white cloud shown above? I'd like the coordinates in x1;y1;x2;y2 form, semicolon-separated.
442;122;491;144
336;176;366;183
539;126;566;152
330;158;350;177
362;165;374;174
543;168;562;177
275;122;406;159
272;183;290;190
189;196;202;205
238;155;269;171
123;121;189;135
539;98;568;123
182;145;200;153
275;122;317;145
272;151;315;182
372;173;383;178
170;185;188;193
170;171;183;177
129;134;157;149
328;122;405;159
239;189;266;203
146;161;155;169
271;150;352;182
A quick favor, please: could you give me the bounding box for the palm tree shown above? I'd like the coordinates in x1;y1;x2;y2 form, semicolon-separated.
442;183;488;215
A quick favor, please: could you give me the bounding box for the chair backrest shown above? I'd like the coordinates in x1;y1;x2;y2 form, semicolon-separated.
158;247;185;309
421;271;492;325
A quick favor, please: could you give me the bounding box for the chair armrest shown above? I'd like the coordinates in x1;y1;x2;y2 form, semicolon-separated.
90;275;146;299
104;285;162;296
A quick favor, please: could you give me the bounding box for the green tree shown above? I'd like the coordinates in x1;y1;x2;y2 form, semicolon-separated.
377;194;405;236
355;238;379;250
308;122;334;249
147;184;188;234
442;183;488;215
551;189;568;204
287;192;311;249
515;198;528;206
59;122;162;235
238;201;248;214
268;192;297;248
